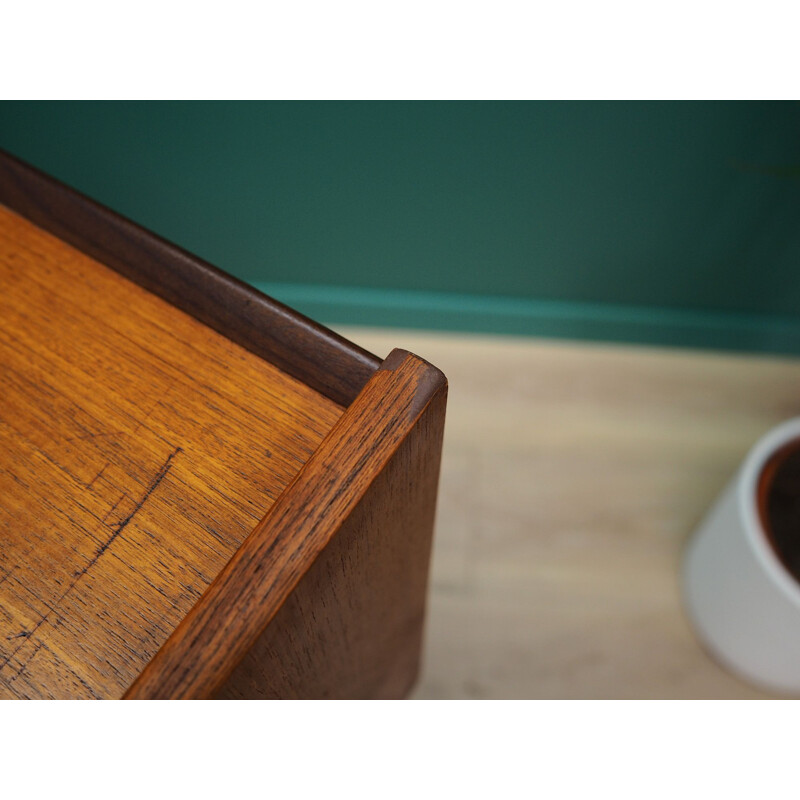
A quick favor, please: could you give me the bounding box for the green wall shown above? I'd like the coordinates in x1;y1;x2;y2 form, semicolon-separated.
2;101;799;353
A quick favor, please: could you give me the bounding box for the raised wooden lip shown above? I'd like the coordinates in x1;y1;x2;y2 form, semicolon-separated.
0;147;381;407
0;150;446;699
124;349;447;699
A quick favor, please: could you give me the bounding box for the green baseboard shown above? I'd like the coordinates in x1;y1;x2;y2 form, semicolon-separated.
253;283;800;357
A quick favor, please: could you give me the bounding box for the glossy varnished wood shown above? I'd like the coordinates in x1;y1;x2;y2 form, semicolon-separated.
216;382;447;699
0;205;345;699
125;350;447;699
0;148;380;407
1;151;448;700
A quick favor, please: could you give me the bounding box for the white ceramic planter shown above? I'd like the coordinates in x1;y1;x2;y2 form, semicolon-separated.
682;417;800;695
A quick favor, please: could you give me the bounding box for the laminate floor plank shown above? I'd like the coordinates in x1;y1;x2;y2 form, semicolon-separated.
337;326;800;698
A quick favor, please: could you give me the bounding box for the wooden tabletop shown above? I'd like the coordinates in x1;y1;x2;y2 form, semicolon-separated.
338;326;800;698
0;206;343;698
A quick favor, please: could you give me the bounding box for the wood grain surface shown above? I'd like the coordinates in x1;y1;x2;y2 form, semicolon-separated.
0;204;344;699
337;327;800;699
0;148;380;407
125;350;446;699
215;362;447;699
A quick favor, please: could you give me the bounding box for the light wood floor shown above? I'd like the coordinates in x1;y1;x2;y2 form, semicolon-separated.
337;327;800;699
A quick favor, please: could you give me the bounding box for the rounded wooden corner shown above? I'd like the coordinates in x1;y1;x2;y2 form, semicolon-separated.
124;348;448;699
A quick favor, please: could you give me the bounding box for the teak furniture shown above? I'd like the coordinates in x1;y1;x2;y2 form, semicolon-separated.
0;150;447;700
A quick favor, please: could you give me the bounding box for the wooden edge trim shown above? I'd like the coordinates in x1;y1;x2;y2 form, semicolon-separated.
0;148;381;407
123;348;448;699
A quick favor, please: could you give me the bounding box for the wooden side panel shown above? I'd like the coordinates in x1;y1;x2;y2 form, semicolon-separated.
216;384;447;699
124;350;447;699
